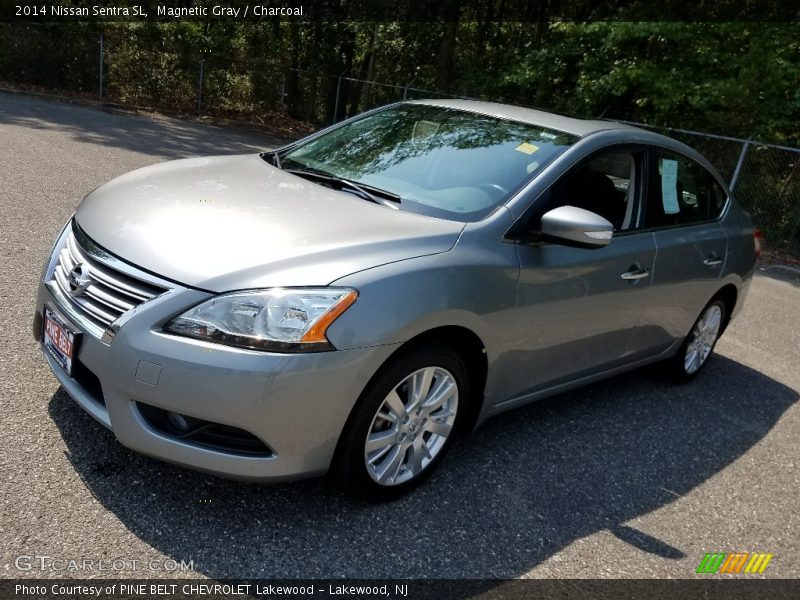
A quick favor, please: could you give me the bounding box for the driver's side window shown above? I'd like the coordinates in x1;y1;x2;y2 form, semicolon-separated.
542;150;641;232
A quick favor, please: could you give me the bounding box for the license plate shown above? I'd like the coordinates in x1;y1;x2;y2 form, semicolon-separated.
43;306;80;376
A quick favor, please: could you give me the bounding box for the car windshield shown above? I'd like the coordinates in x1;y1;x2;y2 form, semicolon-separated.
280;104;578;221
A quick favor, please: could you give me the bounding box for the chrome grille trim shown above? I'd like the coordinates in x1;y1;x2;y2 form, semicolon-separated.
84;285;136;313
53;266;118;324
45;280;105;339
66;234;157;301
48;223;171;337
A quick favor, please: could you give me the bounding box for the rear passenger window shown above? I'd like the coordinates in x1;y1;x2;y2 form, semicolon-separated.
645;152;727;228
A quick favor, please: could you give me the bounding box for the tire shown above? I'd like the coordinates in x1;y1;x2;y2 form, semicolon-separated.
663;298;726;382
332;345;468;502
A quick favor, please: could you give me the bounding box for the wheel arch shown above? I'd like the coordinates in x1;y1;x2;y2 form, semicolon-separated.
713;283;738;333
389;326;488;432
331;325;488;466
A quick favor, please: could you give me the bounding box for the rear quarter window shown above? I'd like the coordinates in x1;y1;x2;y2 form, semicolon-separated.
645;151;727;228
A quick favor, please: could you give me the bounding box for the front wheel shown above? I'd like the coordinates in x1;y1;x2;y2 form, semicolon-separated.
332;346;467;502
663;298;726;381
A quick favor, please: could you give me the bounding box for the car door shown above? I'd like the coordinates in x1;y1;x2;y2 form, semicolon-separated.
632;149;729;355
496;147;658;404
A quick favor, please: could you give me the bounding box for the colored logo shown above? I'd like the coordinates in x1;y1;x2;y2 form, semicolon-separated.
696;552;774;574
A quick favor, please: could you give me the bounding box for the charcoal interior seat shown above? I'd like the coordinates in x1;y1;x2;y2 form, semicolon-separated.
564;168;626;230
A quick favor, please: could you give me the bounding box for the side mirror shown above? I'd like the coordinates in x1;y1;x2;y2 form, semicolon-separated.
540;205;613;248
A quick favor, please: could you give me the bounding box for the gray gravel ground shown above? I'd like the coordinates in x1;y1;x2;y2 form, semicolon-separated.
1;92;798;581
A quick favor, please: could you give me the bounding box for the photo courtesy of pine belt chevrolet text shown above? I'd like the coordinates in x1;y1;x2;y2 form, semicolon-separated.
33;100;758;501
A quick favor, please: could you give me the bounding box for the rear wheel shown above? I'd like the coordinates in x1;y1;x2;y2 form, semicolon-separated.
664;298;726;381
333;346;466;502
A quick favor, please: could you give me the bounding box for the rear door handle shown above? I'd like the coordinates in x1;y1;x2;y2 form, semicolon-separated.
620;266;650;281
703;255;723;267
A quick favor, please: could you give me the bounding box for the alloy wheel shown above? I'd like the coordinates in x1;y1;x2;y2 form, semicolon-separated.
364;366;458;486
684;304;723;374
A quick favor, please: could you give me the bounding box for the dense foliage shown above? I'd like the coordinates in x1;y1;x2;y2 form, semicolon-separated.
0;17;797;252
1;20;797;144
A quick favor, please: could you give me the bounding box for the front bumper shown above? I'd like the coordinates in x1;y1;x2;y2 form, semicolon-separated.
34;237;397;482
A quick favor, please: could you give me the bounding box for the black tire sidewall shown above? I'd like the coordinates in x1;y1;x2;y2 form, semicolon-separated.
333;345;469;502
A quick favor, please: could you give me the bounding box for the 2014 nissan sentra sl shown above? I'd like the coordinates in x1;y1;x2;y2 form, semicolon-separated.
34;100;758;500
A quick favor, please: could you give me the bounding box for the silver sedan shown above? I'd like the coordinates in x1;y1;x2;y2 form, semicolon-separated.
34;100;758;500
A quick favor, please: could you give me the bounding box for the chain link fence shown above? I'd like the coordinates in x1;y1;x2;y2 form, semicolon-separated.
735;144;800;259
1;23;798;259
0;24;471;121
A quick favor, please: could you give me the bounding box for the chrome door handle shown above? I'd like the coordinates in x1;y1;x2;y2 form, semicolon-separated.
621;267;650;280
703;256;723;267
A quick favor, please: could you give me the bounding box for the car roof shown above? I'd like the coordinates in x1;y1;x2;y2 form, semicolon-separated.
409;99;646;138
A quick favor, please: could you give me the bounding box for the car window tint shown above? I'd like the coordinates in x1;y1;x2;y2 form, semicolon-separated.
645;152;727;228
282;104;578;222
542;151;639;232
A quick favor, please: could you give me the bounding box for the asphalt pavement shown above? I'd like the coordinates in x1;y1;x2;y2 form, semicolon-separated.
1;92;798;581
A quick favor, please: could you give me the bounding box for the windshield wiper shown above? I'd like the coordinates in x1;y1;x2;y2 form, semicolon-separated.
283;167;401;209
263;150;282;169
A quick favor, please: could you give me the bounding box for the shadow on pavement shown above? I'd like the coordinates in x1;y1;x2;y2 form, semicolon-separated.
0;92;288;159
757;264;800;288
48;354;797;579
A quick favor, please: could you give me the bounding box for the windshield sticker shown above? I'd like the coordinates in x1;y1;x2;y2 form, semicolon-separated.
661;159;680;214
515;142;539;155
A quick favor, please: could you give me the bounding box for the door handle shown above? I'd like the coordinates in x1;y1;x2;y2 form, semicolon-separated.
703;255;723;267
620;266;650;281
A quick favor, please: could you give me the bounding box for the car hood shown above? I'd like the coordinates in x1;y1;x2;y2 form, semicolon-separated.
75;154;465;292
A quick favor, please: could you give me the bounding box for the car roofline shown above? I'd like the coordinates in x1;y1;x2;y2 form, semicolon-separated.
406;98;646;138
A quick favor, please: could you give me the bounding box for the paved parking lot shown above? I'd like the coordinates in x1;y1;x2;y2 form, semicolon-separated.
1;92;798;581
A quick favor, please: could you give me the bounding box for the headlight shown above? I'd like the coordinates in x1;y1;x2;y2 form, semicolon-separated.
164;288;358;352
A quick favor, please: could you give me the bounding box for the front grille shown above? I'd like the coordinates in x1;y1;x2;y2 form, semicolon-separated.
51;226;169;329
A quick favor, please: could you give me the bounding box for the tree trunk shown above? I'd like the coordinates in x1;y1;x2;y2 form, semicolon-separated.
284;21;302;118
435;2;460;91
350;23;378;115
